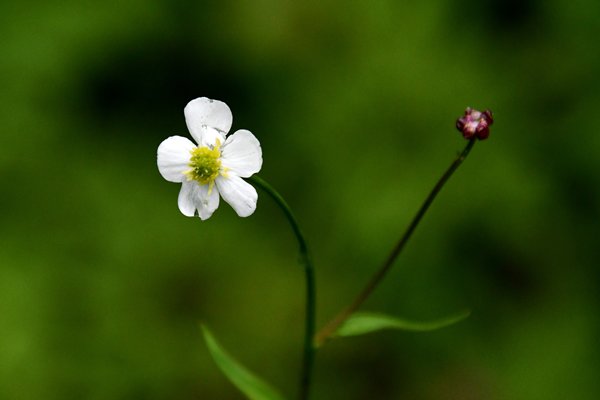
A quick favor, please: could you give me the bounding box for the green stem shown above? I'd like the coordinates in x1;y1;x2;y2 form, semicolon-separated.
314;139;477;346
248;176;316;400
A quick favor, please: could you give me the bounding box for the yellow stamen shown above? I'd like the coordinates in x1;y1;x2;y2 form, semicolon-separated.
185;141;222;185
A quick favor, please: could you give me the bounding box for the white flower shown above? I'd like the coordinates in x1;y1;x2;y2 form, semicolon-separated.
157;97;262;220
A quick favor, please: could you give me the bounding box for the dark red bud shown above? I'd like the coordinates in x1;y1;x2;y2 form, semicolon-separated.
455;107;494;140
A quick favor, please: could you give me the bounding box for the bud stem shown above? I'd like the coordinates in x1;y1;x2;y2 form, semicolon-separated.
314;138;477;347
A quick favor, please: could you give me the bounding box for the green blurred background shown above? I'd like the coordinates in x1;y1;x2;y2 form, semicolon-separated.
1;0;599;398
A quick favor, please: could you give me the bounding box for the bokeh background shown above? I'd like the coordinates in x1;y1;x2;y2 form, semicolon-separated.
1;0;599;399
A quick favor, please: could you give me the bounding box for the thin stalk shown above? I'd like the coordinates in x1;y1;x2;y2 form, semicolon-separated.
314;139;477;346
248;176;316;400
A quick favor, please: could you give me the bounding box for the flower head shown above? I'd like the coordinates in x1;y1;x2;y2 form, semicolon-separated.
456;107;494;140
157;97;262;220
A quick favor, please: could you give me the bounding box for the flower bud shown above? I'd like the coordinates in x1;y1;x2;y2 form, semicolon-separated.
456;107;493;140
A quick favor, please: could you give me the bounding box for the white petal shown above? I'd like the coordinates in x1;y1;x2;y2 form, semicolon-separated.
157;136;196;182
184;97;233;146
202;126;226;148
216;175;258;217
221;130;263;178
178;181;220;220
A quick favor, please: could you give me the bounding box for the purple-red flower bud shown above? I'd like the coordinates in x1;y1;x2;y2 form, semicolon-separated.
456;107;494;140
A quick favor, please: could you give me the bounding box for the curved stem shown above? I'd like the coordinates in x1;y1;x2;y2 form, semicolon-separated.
248;176;316;400
314;139;477;346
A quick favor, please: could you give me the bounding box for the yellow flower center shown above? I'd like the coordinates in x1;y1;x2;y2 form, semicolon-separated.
186;143;222;185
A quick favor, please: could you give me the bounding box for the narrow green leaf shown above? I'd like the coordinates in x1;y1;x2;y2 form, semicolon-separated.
201;325;287;400
334;310;471;338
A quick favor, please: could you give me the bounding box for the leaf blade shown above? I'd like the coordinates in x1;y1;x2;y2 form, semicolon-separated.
202;325;287;400
335;310;471;338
